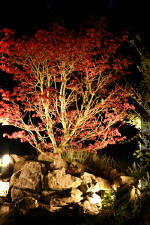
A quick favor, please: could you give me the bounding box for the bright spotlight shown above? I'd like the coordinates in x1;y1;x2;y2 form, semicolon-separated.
88;193;102;207
2;154;11;167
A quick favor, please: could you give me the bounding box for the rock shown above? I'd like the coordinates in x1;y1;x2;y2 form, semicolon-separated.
38;153;67;170
11;154;26;163
80;172;112;193
11;187;26;202
109;169;118;180
11;187;41;202
0;197;7;205
13;160;27;173
47;168;82;190
15;197;39;215
112;177;121;190
41;190;55;203
120;176;137;185
15;161;44;191
115;184;141;210
9;170;21;188
87;192;102;207
96;177;112;191
49;190;74;211
10;161;45;201
38;153;53;163
67;161;85;175
0;203;10;215
50;157;67;170
81;200;100;215
70;188;83;203
42;188;83;206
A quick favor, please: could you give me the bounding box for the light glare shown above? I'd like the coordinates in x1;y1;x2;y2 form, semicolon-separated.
2;154;11;167
88;193;102;206
0;181;9;196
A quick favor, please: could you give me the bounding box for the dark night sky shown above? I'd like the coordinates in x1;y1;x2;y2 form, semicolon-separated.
0;0;149;36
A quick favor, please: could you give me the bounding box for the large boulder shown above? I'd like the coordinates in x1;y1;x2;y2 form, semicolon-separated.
46;168;82;191
10;161;45;201
80;200;100;215
15;161;44;190
119;176;137;185
80;172;112;193
12;161;44;190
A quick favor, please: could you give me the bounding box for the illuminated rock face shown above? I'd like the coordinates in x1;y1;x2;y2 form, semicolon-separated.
80;172;112;193
0;181;9;197
6;157;138;215
17;162;43;191
47;168;82;191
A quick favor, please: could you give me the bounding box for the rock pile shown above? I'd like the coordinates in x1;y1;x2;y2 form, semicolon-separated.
9;158;112;215
0;153;139;221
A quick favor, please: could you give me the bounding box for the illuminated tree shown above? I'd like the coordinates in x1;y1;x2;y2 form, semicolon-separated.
0;22;134;160
130;35;150;116
129;35;150;167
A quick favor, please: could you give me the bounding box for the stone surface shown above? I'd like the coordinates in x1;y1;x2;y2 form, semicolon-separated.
13;160;27;173
15;197;39;215
96;177;112;191
81;200;100;215
16;161;43;190
10;161;44;201
3;153;139;219
38;153;53;163
70;188;83;203
115;184;141;211
120;176;137;185
9;170;21;188
80;172;112;193
66;161;85;175
11;187;41;202
11;154;26;163
38;153;67;170
47;168;82;190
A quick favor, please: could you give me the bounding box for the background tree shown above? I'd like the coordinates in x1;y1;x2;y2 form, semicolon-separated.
129;35;150;168
0;21;134;161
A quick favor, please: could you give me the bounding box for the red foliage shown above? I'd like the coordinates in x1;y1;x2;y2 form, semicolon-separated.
0;21;134;156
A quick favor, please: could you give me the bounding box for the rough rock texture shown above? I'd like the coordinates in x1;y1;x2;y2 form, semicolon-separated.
70;188;83;203
10;161;44;201
17;161;44;190
11;187;41;202
9;170;21;188
81;200;100;215
119;176;137;185
47;168;82;190
15;197;39;215
38;153;67;170
80;172;112;193
2;155;139;217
